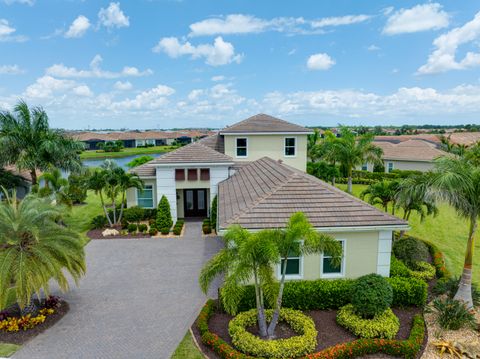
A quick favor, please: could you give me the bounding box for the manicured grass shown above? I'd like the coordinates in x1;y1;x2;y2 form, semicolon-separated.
0;343;20;357
336;183;480;283
80;145;178;159
171;331;204;359
64;191;105;242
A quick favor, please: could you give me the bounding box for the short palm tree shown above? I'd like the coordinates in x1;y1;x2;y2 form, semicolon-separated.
361;180;399;214
117;171;143;223
199;225;278;338
0;190;86;312
429;157;480;308
0;100;83;185
396;174;438;221
39;168;72;206
329;127;383;193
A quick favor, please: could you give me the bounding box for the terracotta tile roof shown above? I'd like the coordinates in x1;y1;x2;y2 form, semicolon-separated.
218;157;407;230
69;130;213;142
374;134;441;145
197;134;224;153
147;142;233;164
447;132;480;146
374;140;448;162
130;163;156;177
4;165;39;182
220;114;311;134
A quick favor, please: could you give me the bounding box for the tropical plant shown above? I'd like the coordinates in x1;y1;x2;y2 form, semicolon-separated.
351;274;393;319
210;195;218;232
307;128;321;162
428;157;480;308
199;225;278;338
66;170;89;204
97;140;124;153
395;174;438;221
123;206;144;225
431;297;477;330
307;161;340;183
360;180;399;214
264;212;341;338
156;195;173;234
38;168;72;206
0;190;86;313
327;127;383;193
126;155;154;168
392;237;430;268
0;100;83;185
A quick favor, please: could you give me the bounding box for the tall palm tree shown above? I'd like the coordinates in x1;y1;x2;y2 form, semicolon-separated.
329;127;383;193
429;157;480;308
86;170;112;226
117;171;143;223
0;100;83;185
307;128;321;162
265;212;341;338
361;180;399;214
199;225;278;338
396;174;438;221
0;190;86;312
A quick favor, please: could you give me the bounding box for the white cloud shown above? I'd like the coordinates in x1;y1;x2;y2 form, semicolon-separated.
311;15;371;28
418;11;480;74
72;85;93;97
383;3;449;35
24;76;77;99
367;44;380;51
0;64;25;75
3;0;34;5
189;14;267;36
98;2;129;29
65;15;91;38
153;36;243;66
113;81;133;91
211;75;225;82
307;53;335;70
0;19;27;42
111;84;175;110
46;55;153;79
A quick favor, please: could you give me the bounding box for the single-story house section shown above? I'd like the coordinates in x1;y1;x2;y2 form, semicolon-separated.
1;166;35;199
360;139;449;173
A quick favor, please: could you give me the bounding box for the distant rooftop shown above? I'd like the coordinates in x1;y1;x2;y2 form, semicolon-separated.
220;114;311;134
374;139;448;162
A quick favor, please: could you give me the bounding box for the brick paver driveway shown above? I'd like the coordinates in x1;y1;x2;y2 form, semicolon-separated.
14;222;223;359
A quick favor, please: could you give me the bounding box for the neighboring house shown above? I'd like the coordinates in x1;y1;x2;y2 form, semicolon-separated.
1;166;35;199
360;139;449;173
128;113;408;279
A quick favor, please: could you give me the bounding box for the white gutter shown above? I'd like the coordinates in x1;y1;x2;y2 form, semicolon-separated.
153;162;235;167
218;224;409;235
221;131;313;135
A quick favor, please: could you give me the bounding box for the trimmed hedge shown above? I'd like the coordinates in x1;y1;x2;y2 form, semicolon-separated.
390;256;436;281
197;300;425;359
229;308;317;358
351;274;393;318
220;277;427;314
173;220;184;235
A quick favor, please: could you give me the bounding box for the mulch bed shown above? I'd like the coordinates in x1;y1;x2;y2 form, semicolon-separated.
87;228;151;240
192;305;422;359
0;300;69;345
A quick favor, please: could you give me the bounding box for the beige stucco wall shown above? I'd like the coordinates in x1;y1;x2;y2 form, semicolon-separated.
223;134;308;171
383;160;433;172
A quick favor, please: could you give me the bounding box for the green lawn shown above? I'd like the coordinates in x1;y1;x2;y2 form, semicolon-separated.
80;145;178;159
0;343;20;357
64;191;105;240
171;331;204;359
336;183;479;283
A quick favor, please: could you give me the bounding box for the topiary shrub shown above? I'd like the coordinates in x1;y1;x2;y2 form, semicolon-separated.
173;220;184;235
91;215;107;229
390;255;411;278
202;218;212;234
336;304;400;339
393;237;429;268
351;274;393;319
138;224;148;233
156;195;172;234
410;261;436;281
148;227;158;236
229;308;317;358
124;206;144;225
127;223;137;233
210;195;217;232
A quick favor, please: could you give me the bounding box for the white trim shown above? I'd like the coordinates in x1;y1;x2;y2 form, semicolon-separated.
221;131;313;135
235;137;248;158
321;239;346;278
153;162;234;167
386;162;394;173
217;224;409;235
284;136;297;158
377;231;393;277
136;185;155;209
383;158;434;163
276;255;304;280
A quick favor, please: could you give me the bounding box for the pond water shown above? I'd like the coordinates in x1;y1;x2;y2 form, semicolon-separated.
82;152;165;170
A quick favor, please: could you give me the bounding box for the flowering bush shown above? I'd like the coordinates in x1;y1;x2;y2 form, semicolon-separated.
0;308;55;332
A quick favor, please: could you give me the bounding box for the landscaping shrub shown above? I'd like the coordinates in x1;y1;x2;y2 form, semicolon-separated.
393;237;429;268
336;304;399;339
127;223;137;233
390;255;411;278
351;274;393;319
228;308;317;358
210;195;218;232
202;218;212;234
307;161;340;182
410;261;436;281
148;227;158;236
138;224;148;233
143;208;157;221
123;206;144;225
0;308;55;332
433;277;480;306
388;277;427;307
173;220;184;235
156;195;173;234
91;215;107;229
431;297;477;330
66;173;88;204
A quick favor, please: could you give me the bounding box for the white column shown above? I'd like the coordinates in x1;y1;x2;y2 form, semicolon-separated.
377;230;393;277
209;166;230;204
156;167;177;221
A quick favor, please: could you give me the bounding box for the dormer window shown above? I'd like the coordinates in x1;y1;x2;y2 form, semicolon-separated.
236;138;248;157
285;137;296;157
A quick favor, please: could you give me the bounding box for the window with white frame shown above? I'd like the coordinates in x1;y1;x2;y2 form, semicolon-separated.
387;162;394;173
362;163;368;171
236;138;248;157
322;240;345;277
137;185;154;208
279;248;302;279
284;137;296;157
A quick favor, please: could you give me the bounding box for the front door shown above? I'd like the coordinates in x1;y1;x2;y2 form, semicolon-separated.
184;189;208;217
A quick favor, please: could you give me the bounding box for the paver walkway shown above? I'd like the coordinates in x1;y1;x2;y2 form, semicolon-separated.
14;221;223;359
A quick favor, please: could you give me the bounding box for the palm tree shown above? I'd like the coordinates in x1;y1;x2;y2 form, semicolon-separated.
86;170;112;226
428;157;480;308
117;171;143;223
199;225;278;338
329;127;383;193
307;129;321;162
0;100;83;185
39;168;72;207
266;212;341;338
396;174;438;221
0;190;86;312
361;180;399;214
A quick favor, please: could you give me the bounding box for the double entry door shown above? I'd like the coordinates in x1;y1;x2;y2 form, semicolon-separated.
184;189;207;217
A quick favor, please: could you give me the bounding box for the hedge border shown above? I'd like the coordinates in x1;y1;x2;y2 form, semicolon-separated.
197;300;425;359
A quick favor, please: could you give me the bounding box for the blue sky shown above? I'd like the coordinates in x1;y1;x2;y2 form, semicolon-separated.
1;0;480;129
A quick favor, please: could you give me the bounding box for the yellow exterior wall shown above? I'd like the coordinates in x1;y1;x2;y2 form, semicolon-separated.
384;160;433;172
223;134;308;172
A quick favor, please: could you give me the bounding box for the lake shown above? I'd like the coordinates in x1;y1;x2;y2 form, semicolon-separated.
82;153;165;170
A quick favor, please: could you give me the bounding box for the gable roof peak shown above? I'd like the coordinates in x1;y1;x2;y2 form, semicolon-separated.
220;113;311;134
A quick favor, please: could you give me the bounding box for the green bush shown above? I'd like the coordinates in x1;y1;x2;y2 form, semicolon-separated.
148;227;158;236
432;297;477;330
202;219;212;234
124;206;144;225
229;308;317;358
210;195;218;232
336;304;400;339
91;215;107;229
390;256;411;278
393;237;429;267
66;173;88;204
351;274;393;319
156;195;172;234
127;223;137;233
433;277;480;306
143;208;157;220
173;220;184;235
410;261;436;281
388;277;428;307
307;161;340;182
138;224;148;232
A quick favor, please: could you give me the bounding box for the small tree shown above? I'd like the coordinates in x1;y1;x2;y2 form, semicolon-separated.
210;195;218;232
156;195;173;234
360;180;399;214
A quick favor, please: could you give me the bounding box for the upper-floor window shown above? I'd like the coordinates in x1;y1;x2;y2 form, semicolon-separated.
200;168;210;180
188;168;198;181
236;138;248;157
284;137;296;157
175;169;185;181
387;162;394;173
137;185;154;208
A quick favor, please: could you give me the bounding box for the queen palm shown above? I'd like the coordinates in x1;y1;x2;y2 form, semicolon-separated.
429;157;480;308
328;127;383;193
396;174;438;221
0;190;86;312
361;180;399;214
39;168;72;206
0;100;83;185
